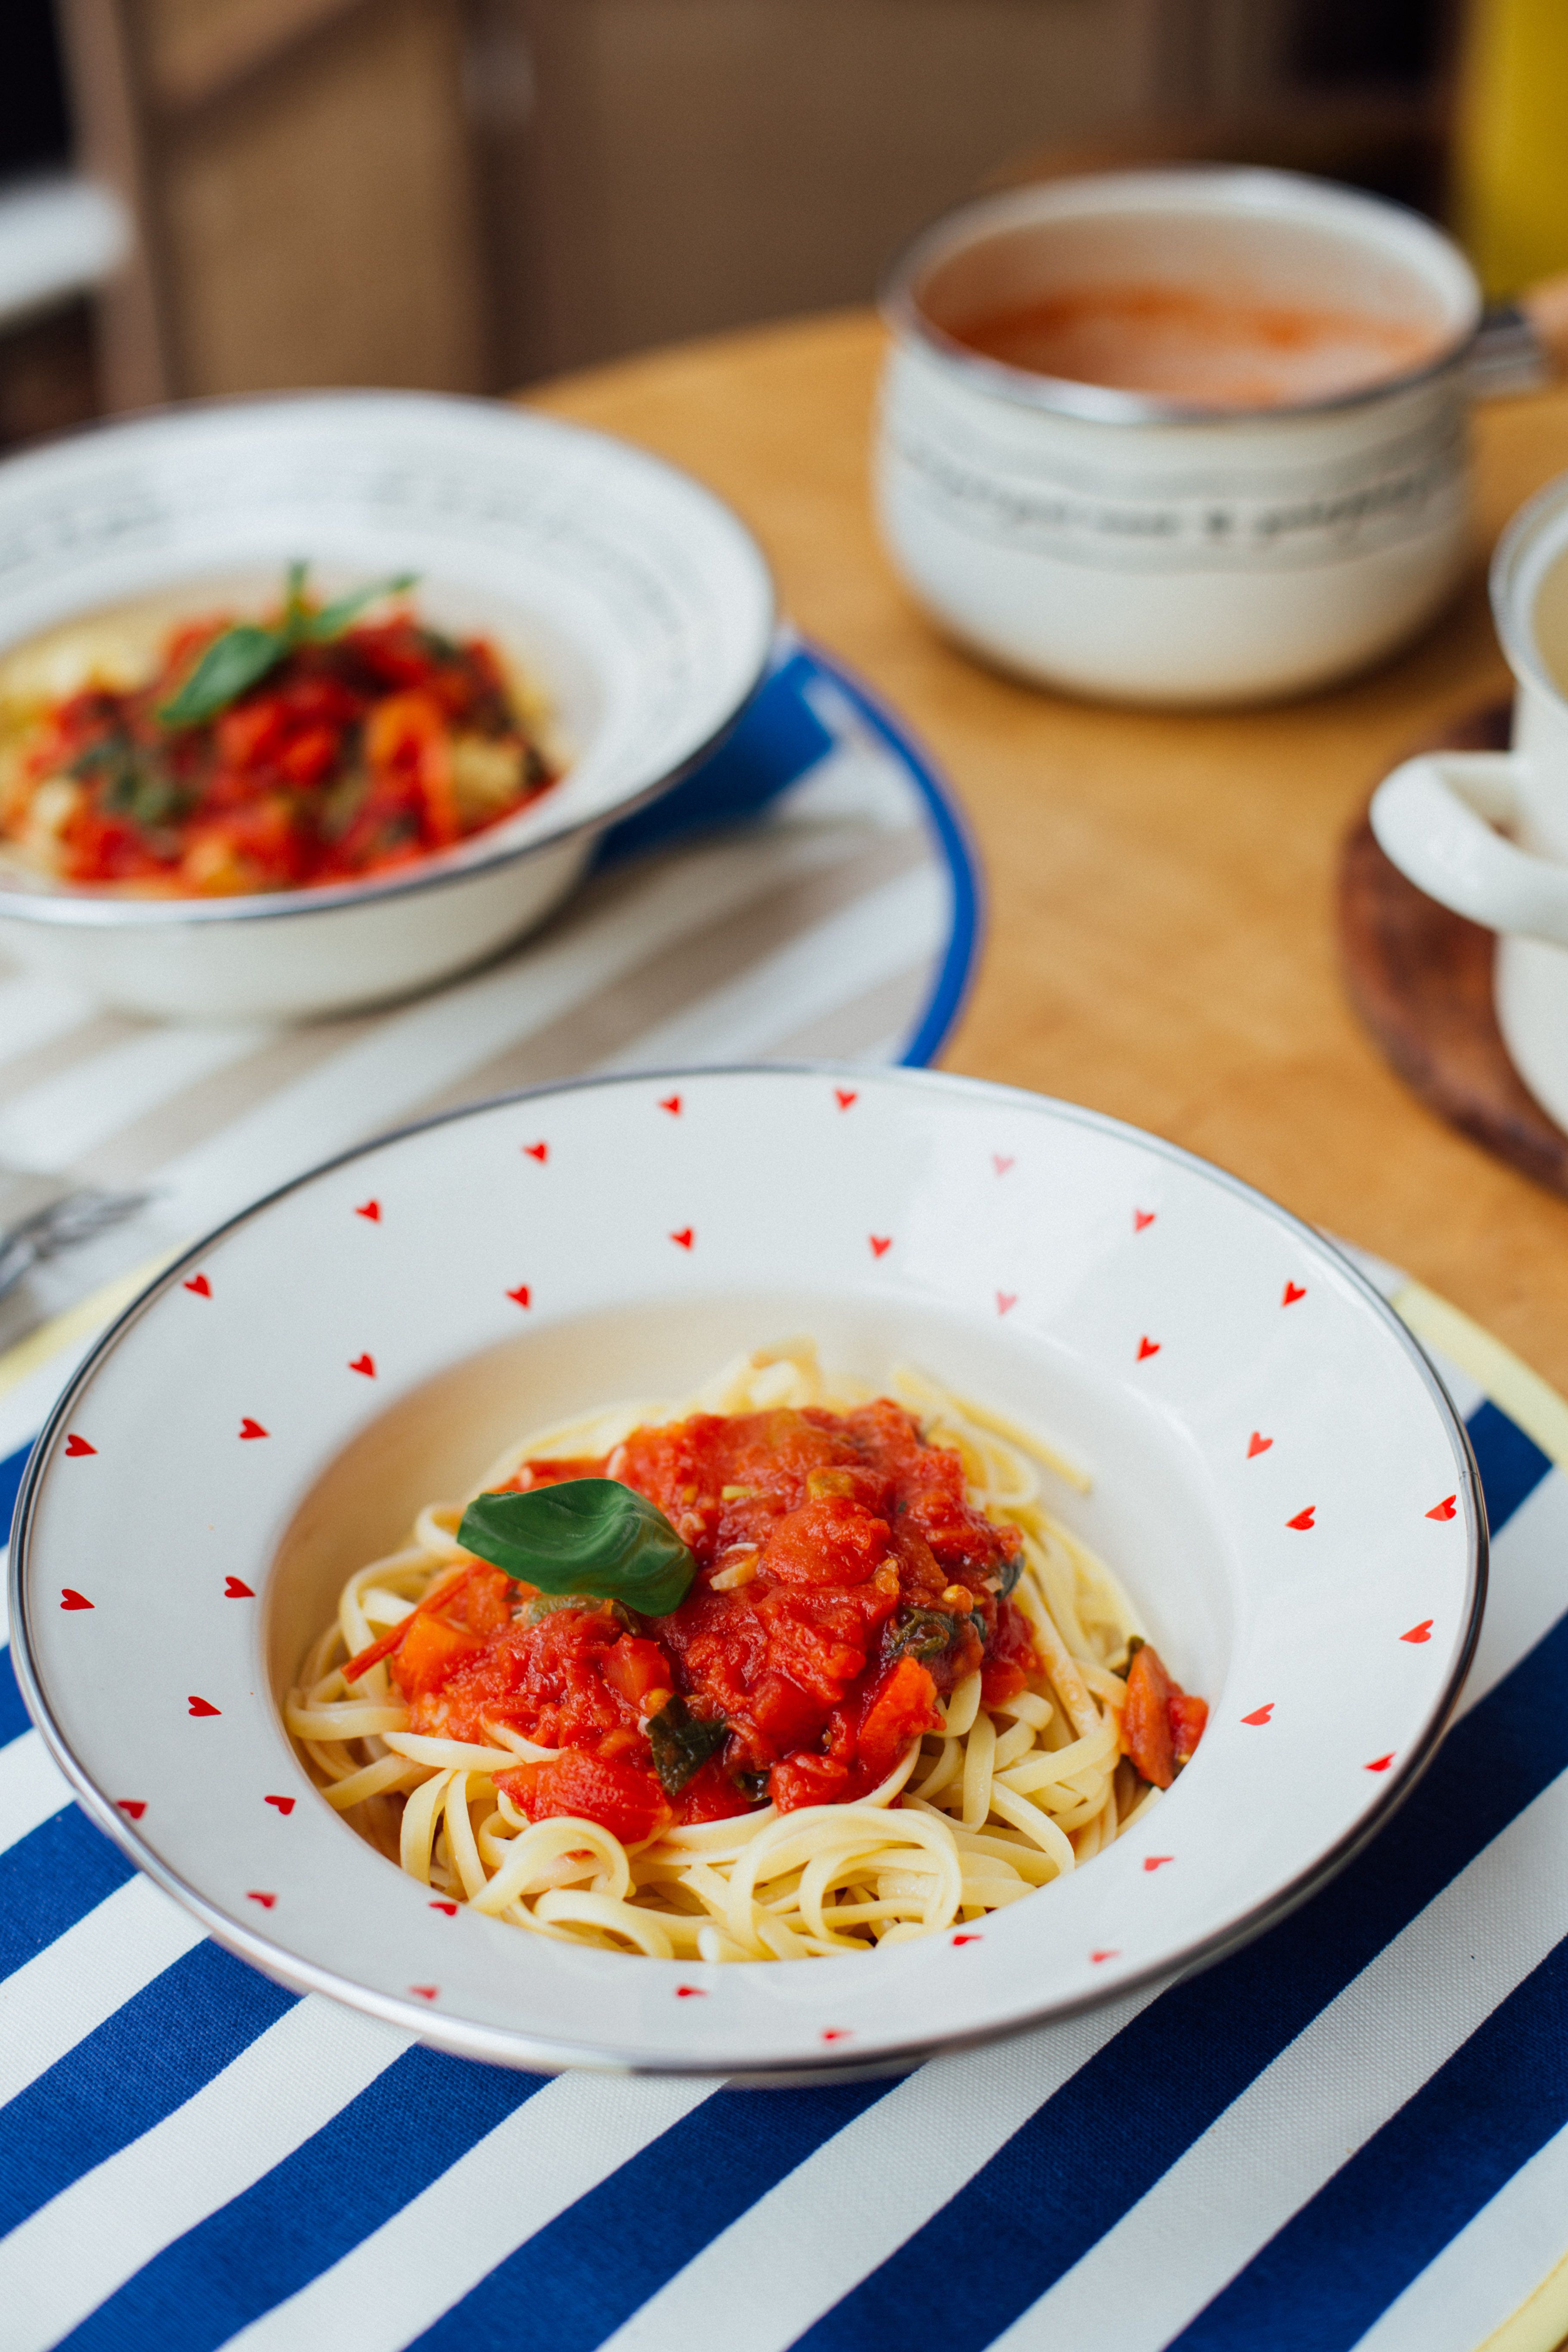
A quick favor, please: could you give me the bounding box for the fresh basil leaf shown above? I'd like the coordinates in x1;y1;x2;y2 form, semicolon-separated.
731;1766;772;1803
305;572;417;642
158;623;284;727
648;1696;729;1796
156;566;418;728
457;1478;696;1617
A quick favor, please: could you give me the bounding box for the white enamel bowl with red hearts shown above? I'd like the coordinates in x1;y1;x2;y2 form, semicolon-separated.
8;1068;1484;2081
0;392;774;1021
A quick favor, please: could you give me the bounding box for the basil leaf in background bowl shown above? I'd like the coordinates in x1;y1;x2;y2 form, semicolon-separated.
457;1479;696;1617
158;624;285;728
156;566;419;727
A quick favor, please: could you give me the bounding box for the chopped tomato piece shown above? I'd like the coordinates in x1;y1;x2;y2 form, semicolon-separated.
602;1635;673;1712
1122;1644;1176;1788
1169;1690;1208;1770
215;698;287;769
456;1570;515;1641
980;1658;1028;1708
340;1561;474;1683
854;1656;940;1786
392;1611;485;1701
672;1758;753;1826
364;689;458;846
278;724;339;786
498;1751;670;1844
1124;1643;1209;1788
759;1495;889;1587
980;1596;1038;1709
770;1752;851;1813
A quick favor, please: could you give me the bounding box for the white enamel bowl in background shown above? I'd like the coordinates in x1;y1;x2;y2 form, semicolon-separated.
878;168;1481;706
0;393;775;1021
9;1068;1484;2082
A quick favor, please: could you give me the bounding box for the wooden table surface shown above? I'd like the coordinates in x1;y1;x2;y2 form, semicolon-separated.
533;312;1568;1396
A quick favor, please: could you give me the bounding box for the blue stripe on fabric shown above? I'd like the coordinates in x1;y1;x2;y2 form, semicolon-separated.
1465;1400;1552;1534
0;1644;29;1748
0;1804;133;1981
593;648;835;870
1169;1930;1568;2351
0;1940;295;2237
58;2045;544;2352
1;1438;31;1548
409;2081;893;2352
793;1582;1568;2351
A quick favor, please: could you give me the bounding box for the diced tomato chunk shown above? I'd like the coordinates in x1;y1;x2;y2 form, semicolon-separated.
216;698;287;769
279;724;339;785
980;1596;1038;1708
498;1752;670;1844
759;1496;888;1587
672;1758;753;1826
1169;1690;1208;1770
1122;1645;1210;1786
602;1635;673;1711
456;1570;515;1641
392;1611;485;1700
854;1656;940;1787
771;1752;850;1813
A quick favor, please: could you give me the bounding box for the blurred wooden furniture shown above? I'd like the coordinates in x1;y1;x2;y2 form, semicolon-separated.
989;85;1453;220
56;0;1397;402
531;310;1568;1394
55;0;494;407
502;0;1183;380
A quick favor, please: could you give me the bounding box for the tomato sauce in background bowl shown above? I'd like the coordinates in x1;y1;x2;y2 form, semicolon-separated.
945;283;1447;412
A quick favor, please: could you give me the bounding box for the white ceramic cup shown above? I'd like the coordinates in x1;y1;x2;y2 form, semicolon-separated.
1371;470;1568;1133
877;168;1482;706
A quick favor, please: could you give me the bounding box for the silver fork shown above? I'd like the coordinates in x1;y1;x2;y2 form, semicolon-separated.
0;1168;153;1306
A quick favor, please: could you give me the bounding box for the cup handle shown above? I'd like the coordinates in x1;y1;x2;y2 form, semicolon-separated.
1369;750;1568;946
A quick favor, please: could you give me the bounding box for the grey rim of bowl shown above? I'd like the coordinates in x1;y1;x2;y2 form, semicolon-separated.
0;394;778;931
880;166;1482;430
1490;466;1568;713
6;1062;1488;2082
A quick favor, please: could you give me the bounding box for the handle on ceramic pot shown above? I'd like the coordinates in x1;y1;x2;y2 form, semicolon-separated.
1472;273;1568;395
1370;751;1568;947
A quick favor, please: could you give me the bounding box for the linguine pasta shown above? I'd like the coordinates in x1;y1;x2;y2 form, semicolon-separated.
286;1342;1170;1961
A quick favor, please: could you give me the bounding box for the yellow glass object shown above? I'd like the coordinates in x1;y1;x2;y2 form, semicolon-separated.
1457;0;1568;297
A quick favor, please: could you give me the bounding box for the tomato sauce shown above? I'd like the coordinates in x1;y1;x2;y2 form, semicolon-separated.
393;1399;1038;1842
2;603;555;896
948;284;1442;409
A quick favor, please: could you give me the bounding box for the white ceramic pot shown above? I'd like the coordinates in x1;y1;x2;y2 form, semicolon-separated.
1371;470;1568;1133
876;170;1482;707
0;393;775;1021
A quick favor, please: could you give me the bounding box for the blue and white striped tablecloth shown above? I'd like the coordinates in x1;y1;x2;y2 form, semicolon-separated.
3;1286;1567;2351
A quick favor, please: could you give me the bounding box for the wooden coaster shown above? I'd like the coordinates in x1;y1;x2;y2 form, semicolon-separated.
1338;701;1568;1200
